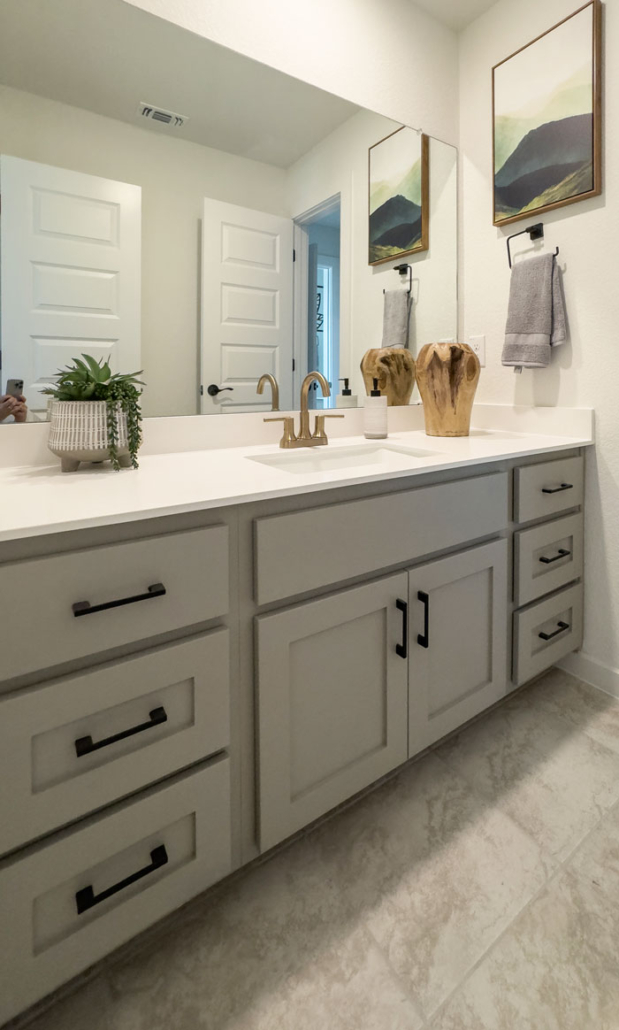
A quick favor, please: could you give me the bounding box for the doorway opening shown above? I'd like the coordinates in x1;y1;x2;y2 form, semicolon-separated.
294;195;341;410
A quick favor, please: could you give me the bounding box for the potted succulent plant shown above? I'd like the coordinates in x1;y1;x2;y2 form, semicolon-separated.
43;355;144;472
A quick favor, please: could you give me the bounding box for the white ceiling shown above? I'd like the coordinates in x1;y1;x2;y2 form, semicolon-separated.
0;0;360;168
412;0;498;31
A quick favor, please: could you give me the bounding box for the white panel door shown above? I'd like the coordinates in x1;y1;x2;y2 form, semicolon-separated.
201;198;293;413
0;156;141;412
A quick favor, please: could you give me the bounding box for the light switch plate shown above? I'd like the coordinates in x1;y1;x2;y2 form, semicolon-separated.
469;335;486;367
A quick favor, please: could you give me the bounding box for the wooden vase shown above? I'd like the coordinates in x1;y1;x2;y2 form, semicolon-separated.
416;342;480;437
360;348;416;406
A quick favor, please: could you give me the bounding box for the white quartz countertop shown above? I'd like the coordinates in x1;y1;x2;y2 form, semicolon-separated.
0;420;593;543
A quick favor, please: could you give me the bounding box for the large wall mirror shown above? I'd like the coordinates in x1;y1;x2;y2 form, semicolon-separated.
0;0;458;420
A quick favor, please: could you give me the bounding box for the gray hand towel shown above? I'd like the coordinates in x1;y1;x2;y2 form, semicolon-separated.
382;289;411;348
502;253;566;370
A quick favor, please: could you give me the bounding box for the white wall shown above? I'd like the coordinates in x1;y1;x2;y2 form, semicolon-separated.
459;0;619;678
287;110;458;399
121;0;459;145
0;85;287;417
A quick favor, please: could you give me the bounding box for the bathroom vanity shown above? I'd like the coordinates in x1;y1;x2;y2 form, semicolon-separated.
0;407;591;1024
0;0;599;1022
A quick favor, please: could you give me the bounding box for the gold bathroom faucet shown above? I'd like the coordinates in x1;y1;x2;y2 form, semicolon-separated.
264;371;344;448
256;373;279;411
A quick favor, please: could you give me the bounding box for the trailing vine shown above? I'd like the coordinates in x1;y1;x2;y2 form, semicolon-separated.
43;355;144;471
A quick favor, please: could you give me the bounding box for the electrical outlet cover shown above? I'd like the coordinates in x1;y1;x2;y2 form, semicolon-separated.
469;335;486;367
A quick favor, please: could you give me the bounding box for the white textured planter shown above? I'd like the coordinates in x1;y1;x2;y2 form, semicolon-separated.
48;400;133;472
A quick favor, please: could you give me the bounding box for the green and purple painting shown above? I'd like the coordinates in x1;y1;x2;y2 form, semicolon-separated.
369;127;427;265
493;2;600;226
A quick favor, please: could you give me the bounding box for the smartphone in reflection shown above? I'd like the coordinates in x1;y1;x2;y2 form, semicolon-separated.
5;379;24;398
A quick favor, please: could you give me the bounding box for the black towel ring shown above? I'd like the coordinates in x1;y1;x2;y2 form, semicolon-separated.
383;262;413;294
506;222;559;269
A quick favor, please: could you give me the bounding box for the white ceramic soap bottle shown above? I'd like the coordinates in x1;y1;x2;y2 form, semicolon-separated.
363;378;388;439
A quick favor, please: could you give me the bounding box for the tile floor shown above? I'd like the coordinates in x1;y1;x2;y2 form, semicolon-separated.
21;669;619;1029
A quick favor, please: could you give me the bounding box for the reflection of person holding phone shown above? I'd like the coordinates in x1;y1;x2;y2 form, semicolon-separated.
0;379;28;423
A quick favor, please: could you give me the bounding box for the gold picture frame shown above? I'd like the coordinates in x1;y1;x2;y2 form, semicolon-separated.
492;0;602;227
368;128;429;265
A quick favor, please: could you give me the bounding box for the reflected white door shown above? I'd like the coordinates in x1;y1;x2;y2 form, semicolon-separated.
0;156;141;412
201;199;293;413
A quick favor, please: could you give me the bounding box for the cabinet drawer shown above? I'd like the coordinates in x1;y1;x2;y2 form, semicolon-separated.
513;583;583;687
0;757;231;1027
1;525;229;681
514;513;583;606
514;456;583;524
0;631;229;857
255;472;508;605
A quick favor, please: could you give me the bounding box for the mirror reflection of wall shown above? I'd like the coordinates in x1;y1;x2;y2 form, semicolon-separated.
0;0;457;421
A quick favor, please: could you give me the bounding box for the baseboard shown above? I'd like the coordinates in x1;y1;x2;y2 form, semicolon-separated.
558;651;619;700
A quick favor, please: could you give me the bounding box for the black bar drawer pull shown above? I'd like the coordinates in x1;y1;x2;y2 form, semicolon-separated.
74;706;168;758
417;591;430;648
539;548;571;565
75;844;168;915
539;621;569;641
542;483;573;494
396;599;408;659
72;582;166;617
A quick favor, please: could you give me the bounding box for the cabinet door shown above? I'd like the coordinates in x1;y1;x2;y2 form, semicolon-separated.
257;573;409;851
408;540;508;756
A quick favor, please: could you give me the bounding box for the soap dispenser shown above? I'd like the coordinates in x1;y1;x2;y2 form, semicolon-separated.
364;378;388;439
336;377;357;409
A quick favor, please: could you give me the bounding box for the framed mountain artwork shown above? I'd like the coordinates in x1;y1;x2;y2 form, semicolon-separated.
492;0;602;227
369;128;429;265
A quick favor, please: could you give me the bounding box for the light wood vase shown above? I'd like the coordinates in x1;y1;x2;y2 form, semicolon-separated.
416;342;480;437
48;400;133;472
360;348;416;406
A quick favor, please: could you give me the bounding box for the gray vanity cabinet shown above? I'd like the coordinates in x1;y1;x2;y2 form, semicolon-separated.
256;572;409;851
407;540;508;756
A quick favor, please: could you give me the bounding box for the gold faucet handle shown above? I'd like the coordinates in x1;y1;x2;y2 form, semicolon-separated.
312;413;345;440
264;416;297;448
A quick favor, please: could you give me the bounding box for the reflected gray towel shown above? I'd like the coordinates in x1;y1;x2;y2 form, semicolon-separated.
382;289;411;348
502;254;566;370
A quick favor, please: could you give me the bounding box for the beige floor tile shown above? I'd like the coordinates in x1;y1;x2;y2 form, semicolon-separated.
332;752;552;1020
430;866;619;1030
17;976;114;1030
510;668;619;756
219;927;424;1030
437;684;619;862
568;800;619;901
101;922;423;1030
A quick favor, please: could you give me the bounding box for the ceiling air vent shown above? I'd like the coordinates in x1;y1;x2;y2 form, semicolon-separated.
137;102;188;129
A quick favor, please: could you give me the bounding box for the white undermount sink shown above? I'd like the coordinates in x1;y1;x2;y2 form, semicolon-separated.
248;442;438;475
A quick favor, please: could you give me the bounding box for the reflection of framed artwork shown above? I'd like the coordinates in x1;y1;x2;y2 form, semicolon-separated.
492;0;602;227
368;128;429;265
